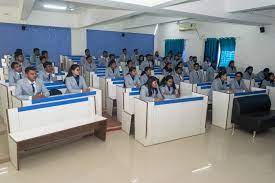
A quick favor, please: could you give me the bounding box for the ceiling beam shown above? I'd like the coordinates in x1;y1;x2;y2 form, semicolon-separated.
19;0;35;20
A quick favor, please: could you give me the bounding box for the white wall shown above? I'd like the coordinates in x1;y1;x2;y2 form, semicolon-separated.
155;21;275;72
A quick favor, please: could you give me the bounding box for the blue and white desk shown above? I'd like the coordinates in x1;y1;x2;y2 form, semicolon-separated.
134;93;208;146
212;87;267;129
266;86;275;110
106;78;124;116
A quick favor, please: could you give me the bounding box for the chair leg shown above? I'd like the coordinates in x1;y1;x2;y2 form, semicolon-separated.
231;123;235;136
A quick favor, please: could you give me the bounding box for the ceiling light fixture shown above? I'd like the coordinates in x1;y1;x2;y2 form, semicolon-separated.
43;4;67;10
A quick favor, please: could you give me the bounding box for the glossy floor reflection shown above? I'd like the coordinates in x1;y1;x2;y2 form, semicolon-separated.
0;126;274;183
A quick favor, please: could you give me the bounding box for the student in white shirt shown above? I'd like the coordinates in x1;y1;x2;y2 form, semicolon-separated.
163;62;173;76
36;56;47;72
173;66;184;85
260;72;275;89
229;72;249;92
65;64;89;93
38;62;57;83
123;60;134;75
80;49;91;66
140;67;152;85
30;48;40;66
105;60;121;78
15;66;50;100
189;63;204;84
226;60;237;74
41;50;52;63
98;51;109;67
131;49;139;66
124;67;140;88
9;62;24;86
160;75;179;99
243;66;256;80
140;76;163;102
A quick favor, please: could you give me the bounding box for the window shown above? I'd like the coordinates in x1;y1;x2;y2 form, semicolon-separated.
217;37;236;67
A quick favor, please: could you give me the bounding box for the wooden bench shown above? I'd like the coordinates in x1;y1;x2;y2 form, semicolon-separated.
7;96;107;170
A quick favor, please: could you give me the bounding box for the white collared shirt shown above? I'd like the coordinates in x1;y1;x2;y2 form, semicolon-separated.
27;79;37;96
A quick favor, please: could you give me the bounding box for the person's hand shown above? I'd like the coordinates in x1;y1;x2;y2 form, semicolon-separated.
136;84;140;87
82;88;90;93
154;98;163;102
32;93;45;99
175;93;180;98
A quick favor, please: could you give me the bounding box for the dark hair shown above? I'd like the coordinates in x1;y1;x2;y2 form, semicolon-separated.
163;62;172;73
128;67;136;74
14;49;22;55
127;59;133;65
235;72;243;77
263;68;270;73
194;63;199;67
15;52;23;59
176;62;183;68
85;49;90;53
145;76;159;97
108;59;116;67
41;50;48;55
33;48;40;53
160;75;176;92
141;67;151;76
122;48;127;51
138;55;144;65
66;64;80;78
43;62;53;69
11;62;19;69
215;70;227;79
40;55;46;61
86;55;92;60
175;66;183;72
244;66;253;73
25;66;36;74
134;49;138;52
228;60;235;67
103;50;108;54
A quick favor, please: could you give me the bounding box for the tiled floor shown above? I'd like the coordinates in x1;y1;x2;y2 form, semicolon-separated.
0;126;274;183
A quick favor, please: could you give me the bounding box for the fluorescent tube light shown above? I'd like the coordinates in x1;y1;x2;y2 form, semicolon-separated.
43;4;67;10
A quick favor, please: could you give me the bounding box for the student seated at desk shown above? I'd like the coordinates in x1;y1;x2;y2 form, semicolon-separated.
105;60;121;78
15;66;50;100
209;71;228;100
140;54;154;71
80;49;90;66
98;51;109;67
84;56;96;73
189;63;204;84
36;56;47;72
175;62;188;76
65;64;89;93
123;60;134;75
137;55;144;67
161;56;170;69
140;76;163;102
41;50;52;63
119;48;130;64
173;66;184;85
202;58;210;71
257;68;269;81
38;62;57;83
206;62;216;82
163;62;173;76
226;60;237;74
124;67;140;88
30;48;40;66
229;72;249;92
9;62;24;86
260;72;275;89
172;54;182;69
154;51;162;63
160;75;179;99
243;66;255;80
140;67;152;86
10;52;30;71
131;49;139;66
186;56;194;71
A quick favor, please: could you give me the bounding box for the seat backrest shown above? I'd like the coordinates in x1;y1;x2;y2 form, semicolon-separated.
232;94;271;117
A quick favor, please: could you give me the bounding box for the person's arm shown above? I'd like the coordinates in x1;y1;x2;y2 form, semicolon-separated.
140;86;154;102
41;83;50;97
81;77;88;90
15;82;30;100
124;76;131;88
8;72;16;86
189;72;194;84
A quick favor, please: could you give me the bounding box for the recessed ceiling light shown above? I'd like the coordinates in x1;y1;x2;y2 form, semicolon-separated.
43;4;67;10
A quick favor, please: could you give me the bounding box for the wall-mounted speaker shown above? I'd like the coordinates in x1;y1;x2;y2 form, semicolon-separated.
121;33;125;37
21;25;26;31
260;26;265;33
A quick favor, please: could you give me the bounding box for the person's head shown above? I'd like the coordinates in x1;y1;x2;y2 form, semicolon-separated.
263;68;270;74
43;62;54;73
175;54;180;61
86;56;93;64
163;56;169;63
41;50;48;58
15;52;24;62
143;67;152;76
68;64;81;77
155;51;159;57
235;72;243;81
162;75;175;89
127;60;133;68
168;51;173;58
103;51;108;57
139;55;144;61
146;54;151;61
129;67;137;76
194;63;200;71
108;60;117;69
40;56;47;64
175;66;183;75
215;70;227;81
85;49;90;56
189;56;193;61
147;76;159;89
165;62;172;70
204;58;210;63
11;62;22;73
15;48;23;54
267;72;275;81
25;67;37;82
245;66;253;74
176;62;184;68
193;56;198;63
33;48;40;56
178;52;182;58
229;60;235;67
122;48;127;54
109;54;115;60
134;49;138;55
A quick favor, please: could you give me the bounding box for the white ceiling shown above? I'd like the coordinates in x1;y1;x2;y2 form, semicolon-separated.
0;0;19;7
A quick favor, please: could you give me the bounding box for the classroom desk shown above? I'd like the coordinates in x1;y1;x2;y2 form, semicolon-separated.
227;73;235;83
267;86;275;110
87;68;106;88
134;93;208;146
0;68;4;81
212;87;267;129
106;78;124;116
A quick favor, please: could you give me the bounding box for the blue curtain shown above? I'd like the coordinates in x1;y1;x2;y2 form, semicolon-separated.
165;39;185;56
219;37;236;67
204;38;219;65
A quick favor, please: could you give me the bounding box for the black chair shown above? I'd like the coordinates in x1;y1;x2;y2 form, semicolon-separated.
231;94;275;137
